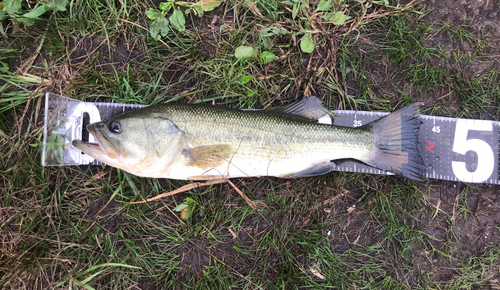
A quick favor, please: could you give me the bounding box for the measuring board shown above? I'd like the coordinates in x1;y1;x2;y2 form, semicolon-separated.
42;93;500;184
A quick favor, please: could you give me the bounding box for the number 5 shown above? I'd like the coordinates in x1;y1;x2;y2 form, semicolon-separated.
451;119;494;182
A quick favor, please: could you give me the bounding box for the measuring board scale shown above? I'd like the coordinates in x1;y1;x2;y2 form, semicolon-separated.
42;93;500;184
325;110;500;184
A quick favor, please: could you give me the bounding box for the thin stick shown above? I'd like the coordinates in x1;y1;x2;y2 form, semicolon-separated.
227;180;257;209
124;179;228;204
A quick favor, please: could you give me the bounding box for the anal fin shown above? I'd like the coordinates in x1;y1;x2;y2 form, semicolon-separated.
281;162;335;178
188;175;228;181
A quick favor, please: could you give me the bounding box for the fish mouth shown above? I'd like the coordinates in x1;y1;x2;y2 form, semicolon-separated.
72;124;119;160
72;138;108;160
72;139;108;160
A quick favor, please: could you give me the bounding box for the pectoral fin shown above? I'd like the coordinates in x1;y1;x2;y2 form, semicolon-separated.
181;145;233;170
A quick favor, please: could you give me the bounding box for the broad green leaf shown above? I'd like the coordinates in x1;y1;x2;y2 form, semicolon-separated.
331;11;346;25
175;1;192;7
180;206;195;220
323;11;346;25
259;51;275;64
0;11;6;20
235;46;255;60
150;28;160;41
145;8;158;20
200;0;223;12
54;0;68;11
300;34;314;53
150;17;169;40
177;198;197;220
185;197;197;205
191;3;203;16
173;203;189;211
260;27;280;37
260;26;288;37
169;9;186;32
3;0;22;14
240;75;254;84
159;2;173;12
157;17;170;37
23;5;48;18
315;0;331;12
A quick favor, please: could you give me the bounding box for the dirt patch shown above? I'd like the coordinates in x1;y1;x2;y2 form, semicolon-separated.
83;197;123;234
174;237;238;277
414;182;500;285
417;2;500;282
4;0;500;288
425;0;500;115
427;0;500;54
70;34;147;73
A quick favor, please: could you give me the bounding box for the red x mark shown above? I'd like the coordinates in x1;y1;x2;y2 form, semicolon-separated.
426;140;434;153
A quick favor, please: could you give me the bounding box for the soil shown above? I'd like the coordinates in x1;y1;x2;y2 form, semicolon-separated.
171;1;500;286
4;0;500;288
334;0;500;285
69;34;147;73
67;1;500;286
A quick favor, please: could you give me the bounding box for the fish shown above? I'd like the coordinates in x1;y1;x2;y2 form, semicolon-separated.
72;97;425;180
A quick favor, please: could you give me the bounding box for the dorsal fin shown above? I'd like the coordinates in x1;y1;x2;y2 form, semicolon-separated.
263;96;330;121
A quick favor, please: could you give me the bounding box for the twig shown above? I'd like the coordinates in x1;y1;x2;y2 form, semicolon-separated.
227;180;257;209
432;199;441;220
83;168;112;186
123;179;228;204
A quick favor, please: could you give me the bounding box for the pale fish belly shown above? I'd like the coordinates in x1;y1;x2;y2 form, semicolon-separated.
158;136;374;180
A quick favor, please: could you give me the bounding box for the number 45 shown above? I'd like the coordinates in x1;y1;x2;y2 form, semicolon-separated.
452;119;494;182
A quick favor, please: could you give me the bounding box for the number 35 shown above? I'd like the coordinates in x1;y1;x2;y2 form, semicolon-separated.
452;119;494;182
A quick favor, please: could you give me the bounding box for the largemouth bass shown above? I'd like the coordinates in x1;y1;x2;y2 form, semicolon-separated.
72;97;425;180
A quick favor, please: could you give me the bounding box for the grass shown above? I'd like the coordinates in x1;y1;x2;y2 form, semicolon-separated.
2;0;500;289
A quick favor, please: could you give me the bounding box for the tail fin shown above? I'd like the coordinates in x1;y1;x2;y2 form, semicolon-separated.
365;103;425;180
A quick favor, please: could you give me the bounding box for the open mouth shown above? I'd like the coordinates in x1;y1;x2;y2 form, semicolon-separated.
72;138;105;156
72;124;106;156
72;139;99;148
72;123;120;160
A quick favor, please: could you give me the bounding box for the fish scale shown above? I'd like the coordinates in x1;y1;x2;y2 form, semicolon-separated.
43;93;500;184
155;104;374;178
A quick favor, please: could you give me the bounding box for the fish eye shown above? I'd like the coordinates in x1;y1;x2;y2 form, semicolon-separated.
108;121;122;134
